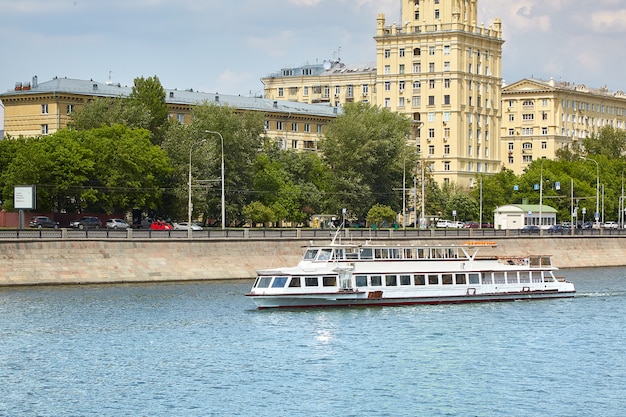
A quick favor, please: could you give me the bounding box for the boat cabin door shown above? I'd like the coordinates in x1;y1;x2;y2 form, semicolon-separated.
336;265;354;290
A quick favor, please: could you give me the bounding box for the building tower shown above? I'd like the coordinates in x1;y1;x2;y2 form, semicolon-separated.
375;0;504;187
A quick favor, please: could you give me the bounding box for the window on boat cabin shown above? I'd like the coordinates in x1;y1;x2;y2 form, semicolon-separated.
346;248;360;259
304;249;318;261
517;272;529;284
333;249;345;260
403;248;415;259
385;275;398;286
442;274;453;285
414;274;426;285
355;275;368;287
256;277;272;288
375;248;389;259
468;273;480;285
417;248;426;259
370;275;382;286
390;249;401;259
531;272;542;283
455;274;467;285
323;276;336;287
428;274;439;285
272;277;289;288
543;273;556;283
494;272;506;284
506;273;519;284
318;249;332;261
289;277;302;287
360;248;373;260
400;275;411;285
305;277;319;287
482;273;493;284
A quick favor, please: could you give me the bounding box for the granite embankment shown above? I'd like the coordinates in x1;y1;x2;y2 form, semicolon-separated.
0;236;624;286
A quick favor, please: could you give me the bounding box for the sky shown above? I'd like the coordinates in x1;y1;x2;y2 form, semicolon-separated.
1;0;626;101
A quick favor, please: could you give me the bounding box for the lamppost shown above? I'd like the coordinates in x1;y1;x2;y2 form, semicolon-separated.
188;139;206;238
205;131;225;230
581;156;599;224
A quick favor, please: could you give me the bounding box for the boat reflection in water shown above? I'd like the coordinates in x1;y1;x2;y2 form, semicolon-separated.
246;234;576;309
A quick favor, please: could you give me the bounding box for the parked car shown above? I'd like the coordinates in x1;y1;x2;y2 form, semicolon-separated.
29;216;59;229
547;224;566;234
173;222;203;231
602;221;619;229
520;225;540;234
150;220;172;230
436;219;453;228
71;216;102;230
463;221;480;228
105;219;130;229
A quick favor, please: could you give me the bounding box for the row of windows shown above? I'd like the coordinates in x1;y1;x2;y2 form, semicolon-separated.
256;271;555;289
384;45;490;61
40;104;75;114
268;121;323;134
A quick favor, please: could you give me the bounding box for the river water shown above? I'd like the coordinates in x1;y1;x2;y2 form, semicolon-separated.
1;267;625;417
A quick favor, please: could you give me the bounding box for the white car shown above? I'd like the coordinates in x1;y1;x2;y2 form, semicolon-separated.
436;219;453;228
105;218;130;229
602;221;619;229
173;222;203;231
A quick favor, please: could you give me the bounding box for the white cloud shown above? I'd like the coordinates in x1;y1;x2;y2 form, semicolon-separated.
589;10;626;33
246;31;297;58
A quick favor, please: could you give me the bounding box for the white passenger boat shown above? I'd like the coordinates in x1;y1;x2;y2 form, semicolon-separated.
246;236;576;309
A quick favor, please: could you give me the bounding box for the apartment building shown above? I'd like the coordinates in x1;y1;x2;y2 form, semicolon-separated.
262;0;504;187
0;76;339;152
501;78;626;174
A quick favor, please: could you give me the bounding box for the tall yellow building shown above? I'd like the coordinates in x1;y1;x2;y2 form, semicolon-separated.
501;78;626;174
263;0;504;187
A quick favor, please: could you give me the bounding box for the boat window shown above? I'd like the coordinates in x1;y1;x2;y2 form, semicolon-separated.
289;277;302;287
519;272;531;283
455;274;467;285
417;248;426;259
390;249;401;259
403;248;415;259
272;277;289;288
531;272;542;283
400;275;411;285
541;257;552;267
428;274;439;285
494;272;506;284
323;276;336;287
305;277;319;287
414;274;426;285
346;248;360;259
468;273;480;285
506;273;519;284
370;275;382;286
385;275;397;286
543;273;556;283
442;274;453;285
355;275;368;287
333;249;345;260
482;273;493;284
304;249;318;260
360;248;373;259
257;277;272;288
318;249;332;261
375;249;389;259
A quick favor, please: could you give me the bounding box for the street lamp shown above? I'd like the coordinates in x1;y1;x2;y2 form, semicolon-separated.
188;139;206;238
581;156;600;224
206;131;225;230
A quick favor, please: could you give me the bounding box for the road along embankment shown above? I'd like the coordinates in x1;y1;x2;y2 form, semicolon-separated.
0;236;624;286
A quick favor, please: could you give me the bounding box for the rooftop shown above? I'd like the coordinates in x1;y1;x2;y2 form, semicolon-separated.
2;76;342;118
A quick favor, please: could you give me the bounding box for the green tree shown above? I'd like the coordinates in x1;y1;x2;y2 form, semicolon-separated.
582;126;626;159
242;201;275;226
68;97;151;131
366;204;396;227
319;102;412;219
127;76;169;145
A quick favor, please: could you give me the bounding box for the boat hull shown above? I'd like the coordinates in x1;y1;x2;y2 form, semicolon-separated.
247;289;576;309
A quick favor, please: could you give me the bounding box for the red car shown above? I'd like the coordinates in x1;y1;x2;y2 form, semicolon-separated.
150;220;172;230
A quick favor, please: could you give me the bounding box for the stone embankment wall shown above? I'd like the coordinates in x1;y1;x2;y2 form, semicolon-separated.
0;236;624;286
